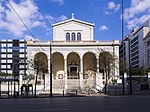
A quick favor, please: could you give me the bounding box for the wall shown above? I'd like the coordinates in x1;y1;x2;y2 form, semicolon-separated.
53;21;94;41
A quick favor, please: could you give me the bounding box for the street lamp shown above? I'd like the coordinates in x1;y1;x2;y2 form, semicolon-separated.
121;0;125;95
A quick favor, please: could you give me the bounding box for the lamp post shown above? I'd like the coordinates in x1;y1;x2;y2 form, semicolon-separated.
112;41;115;83
121;0;125;95
50;42;53;97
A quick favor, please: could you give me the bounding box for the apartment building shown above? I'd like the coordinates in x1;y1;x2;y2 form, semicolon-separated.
0;40;27;76
120;19;150;70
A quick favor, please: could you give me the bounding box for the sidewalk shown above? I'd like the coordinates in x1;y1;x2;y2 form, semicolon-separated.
1;90;150;99
132;90;150;95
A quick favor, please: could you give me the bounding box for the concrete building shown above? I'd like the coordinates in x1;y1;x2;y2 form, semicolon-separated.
144;31;150;69
26;14;120;94
120;19;150;70
0;39;27;76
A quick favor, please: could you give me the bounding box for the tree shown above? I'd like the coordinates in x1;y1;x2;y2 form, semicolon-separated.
34;57;47;97
99;52;112;94
98;49;118;94
131;67;147;76
26;56;48;97
0;72;12;77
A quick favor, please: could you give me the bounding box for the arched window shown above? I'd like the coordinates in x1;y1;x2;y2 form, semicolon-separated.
72;33;76;41
77;32;81;41
66;33;70;41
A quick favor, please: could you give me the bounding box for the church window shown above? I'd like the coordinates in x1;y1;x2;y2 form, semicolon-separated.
66;33;70;41
72;33;76;41
77;32;81;41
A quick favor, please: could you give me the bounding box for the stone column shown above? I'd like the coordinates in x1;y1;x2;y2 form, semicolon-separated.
47;58;51;90
80;58;83;89
48;58;50;75
97;58;99;73
64;58;67;93
94;58;100;86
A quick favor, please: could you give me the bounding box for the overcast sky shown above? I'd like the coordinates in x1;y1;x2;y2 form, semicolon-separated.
0;0;150;41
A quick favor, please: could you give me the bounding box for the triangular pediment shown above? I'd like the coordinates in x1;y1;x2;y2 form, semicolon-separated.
52;18;94;27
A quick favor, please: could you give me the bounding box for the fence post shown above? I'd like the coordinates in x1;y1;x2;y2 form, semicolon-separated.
147;72;150;89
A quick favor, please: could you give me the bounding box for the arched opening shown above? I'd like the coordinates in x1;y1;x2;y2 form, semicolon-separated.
99;52;113;79
34;52;48;84
99;51;113;93
52;52;64;80
71;32;76;41
77;32;81;41
66;32;70;41
83;52;96;80
67;52;80;79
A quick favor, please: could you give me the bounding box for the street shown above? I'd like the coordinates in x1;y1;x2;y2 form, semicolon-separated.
0;95;150;112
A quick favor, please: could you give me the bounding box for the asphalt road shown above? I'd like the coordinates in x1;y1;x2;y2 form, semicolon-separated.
0;95;150;112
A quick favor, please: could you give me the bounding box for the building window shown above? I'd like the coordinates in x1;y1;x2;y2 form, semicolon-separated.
77;32;81;41
7;54;12;58
7;60;12;63
147;40;150;46
7;70;12;74
72;33;76;41
1;44;6;47
131;36;139;44
1;49;6;52
1;54;6;58
131;41;139;49
8;49;12;52
131;46;139;53
66;33;70;41
1;65;6;68
20;48;25;52
1;60;6;63
131;60;139;66
131;55;139;62
13;46;19;52
148;49;150;65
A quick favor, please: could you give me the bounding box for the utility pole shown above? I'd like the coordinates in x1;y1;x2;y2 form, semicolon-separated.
13;63;16;97
122;0;125;95
34;68;38;97
50;42;53;97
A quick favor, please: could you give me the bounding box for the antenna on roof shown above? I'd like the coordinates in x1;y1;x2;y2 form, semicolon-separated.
71;13;75;19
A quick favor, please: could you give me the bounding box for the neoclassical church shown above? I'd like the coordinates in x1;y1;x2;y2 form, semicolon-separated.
26;14;120;94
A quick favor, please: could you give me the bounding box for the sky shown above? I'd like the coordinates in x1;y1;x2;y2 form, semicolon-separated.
0;0;150;41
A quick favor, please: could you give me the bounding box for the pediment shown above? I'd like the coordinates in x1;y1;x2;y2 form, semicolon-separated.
52;18;94;28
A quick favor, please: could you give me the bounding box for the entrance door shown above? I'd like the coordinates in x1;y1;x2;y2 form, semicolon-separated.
70;67;78;79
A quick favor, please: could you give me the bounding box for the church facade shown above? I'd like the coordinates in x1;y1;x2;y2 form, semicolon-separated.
27;15;120;93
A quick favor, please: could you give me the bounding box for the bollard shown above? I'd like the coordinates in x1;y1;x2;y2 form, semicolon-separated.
63;89;64;96
75;90;77;96
0;82;1;98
